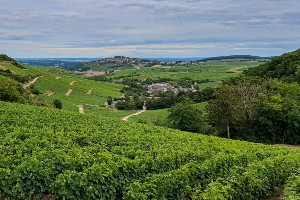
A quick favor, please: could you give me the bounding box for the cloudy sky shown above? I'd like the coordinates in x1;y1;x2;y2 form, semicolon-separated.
1;0;300;58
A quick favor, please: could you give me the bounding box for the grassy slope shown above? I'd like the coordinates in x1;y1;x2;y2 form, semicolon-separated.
1;63;137;117
129;102;208;124
0;100;299;199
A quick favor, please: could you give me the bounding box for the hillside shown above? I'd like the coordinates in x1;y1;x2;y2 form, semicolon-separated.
71;56;164;72
0;55;137;117
0;100;300;199
244;48;300;82
0;56;47;106
199;55;271;62
0;53;25;69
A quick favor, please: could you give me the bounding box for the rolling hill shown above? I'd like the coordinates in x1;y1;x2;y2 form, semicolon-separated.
0;55;137;117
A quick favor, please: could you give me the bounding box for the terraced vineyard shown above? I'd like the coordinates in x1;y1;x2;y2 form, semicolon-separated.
0;101;300;199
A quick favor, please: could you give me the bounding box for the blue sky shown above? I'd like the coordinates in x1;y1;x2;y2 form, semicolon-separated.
1;0;300;58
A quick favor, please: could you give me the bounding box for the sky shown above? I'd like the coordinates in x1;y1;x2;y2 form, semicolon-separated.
1;0;300;58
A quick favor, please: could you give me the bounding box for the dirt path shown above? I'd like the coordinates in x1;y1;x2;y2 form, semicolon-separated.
69;81;76;86
122;101;147;121
23;77;40;89
87;89;92;95
77;105;85;114
65;89;72;96
122;109;146;121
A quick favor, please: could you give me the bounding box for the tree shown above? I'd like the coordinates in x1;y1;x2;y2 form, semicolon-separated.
53;99;62;109
168;99;204;133
206;80;265;139
250;81;300;144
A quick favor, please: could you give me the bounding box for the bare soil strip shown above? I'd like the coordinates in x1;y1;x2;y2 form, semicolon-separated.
227;67;241;73
276;144;300;149
69;81;76;86
65;89;72;96
45;90;54;96
77;105;85;114
0;65;7;70
87;89;92;95
122;109;146;121
55;76;61;79
23;77;40;89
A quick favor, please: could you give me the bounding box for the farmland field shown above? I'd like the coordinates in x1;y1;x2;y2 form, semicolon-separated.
0;100;300;199
107;61;260;88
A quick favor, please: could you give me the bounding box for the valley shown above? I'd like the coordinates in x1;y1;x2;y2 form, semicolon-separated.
0;51;300;199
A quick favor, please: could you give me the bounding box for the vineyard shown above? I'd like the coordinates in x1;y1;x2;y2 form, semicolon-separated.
0;100;300;199
1;63;138;117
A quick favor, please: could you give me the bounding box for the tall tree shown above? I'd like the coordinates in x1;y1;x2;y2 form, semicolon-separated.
206;80;265;139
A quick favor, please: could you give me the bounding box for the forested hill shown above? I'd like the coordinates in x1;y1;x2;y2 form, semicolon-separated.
244;48;300;83
199;55;271;62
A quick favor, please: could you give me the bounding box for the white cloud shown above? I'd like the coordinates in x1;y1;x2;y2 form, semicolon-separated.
1;0;300;57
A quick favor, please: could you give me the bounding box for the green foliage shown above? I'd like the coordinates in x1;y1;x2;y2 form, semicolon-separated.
0;75;27;103
168;99;204;132
206;79;265;139
244;48;300;83
284;172;300;200
107;96;113;106
0;68;36;83
0;101;299;199
53;99;62;109
250;81;300;144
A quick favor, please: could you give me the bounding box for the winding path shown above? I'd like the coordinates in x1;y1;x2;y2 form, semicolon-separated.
122;109;146;121
23;77;40;89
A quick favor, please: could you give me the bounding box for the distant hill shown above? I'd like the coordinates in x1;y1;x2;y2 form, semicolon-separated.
198;55;272;62
244;49;300;83
17;58;97;68
71;56;165;72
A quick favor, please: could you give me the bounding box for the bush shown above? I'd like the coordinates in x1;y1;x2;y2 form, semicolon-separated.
53;99;62;109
